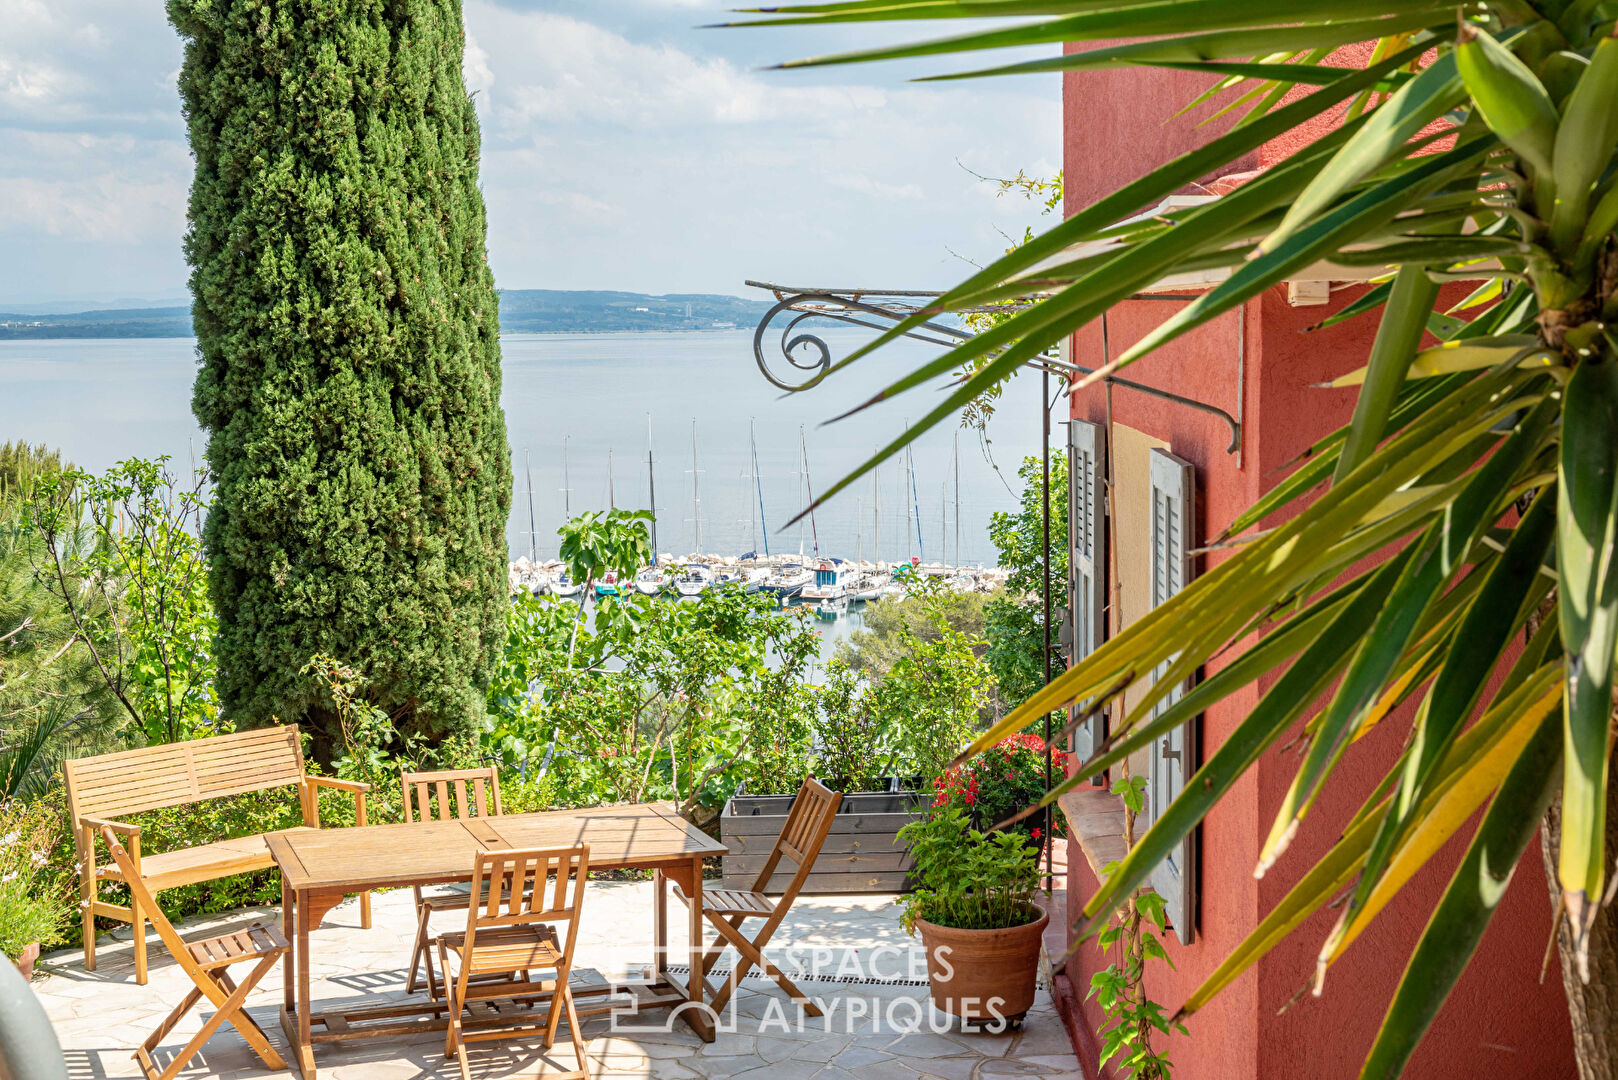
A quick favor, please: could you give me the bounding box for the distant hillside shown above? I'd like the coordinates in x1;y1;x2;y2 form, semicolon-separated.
0;290;776;340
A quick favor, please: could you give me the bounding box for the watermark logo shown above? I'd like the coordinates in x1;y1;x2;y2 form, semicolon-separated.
606;944;1014;1036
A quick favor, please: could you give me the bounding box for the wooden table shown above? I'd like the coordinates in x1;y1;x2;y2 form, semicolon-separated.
265;802;729;1080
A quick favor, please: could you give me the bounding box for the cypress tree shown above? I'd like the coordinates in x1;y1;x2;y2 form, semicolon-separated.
168;0;511;747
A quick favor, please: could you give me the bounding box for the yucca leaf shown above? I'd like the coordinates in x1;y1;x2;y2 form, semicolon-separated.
1182;658;1561;1017
1348;471;1558;924
1259;51;1464;256
1549;32;1618;253
1085;136;1497;387
1335;266;1444;481
1326;338;1555;386
1316;665;1563;975
1359;704;1562;1080
919;16;1451;81
1261;387;1551;868
803;41;1434;386
1075;552;1414;932
1455;21;1560;180
1556;355;1618;974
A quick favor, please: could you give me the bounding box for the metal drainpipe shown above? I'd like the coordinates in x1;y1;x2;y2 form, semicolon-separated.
1041;366;1054;893
0;958;67;1080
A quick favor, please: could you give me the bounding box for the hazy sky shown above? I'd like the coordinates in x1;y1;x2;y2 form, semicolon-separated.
0;1;1061;307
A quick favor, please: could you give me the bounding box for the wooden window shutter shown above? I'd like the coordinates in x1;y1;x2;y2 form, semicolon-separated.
1146;447;1198;945
1067;419;1106;761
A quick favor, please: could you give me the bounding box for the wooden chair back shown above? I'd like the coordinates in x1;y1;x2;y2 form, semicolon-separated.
65;726;306;824
100;826;197;977
465;845;590;933
400;767;503;823
749;777;842;897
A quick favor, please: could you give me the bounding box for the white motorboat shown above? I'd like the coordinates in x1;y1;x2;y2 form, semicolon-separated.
635;566;670;595
674;564;714;597
761;562;812;601
550;572;583;599
801;558;856;602
852;571;886;603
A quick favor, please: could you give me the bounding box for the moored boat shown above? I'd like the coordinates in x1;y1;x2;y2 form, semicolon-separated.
635;566;669;595
675;564;714;597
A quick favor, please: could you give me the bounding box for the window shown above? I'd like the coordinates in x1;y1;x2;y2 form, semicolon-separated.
1067;419;1106;761
1146;447;1198;945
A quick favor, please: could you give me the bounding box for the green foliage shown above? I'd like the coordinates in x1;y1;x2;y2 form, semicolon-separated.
863;575;994;782
1089;775;1184;1080
557;509;654;590
834;581;988;682
898;803;1041;933
736;2;1618;1072
812;659;895;786
984;454;1068;715
168;0;511;749
0;443;70;505
21;459;222;749
482;576;823;817
0;797;69;960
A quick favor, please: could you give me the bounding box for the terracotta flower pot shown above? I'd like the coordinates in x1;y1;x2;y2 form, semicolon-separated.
12;942;40;982
915;903;1048;1028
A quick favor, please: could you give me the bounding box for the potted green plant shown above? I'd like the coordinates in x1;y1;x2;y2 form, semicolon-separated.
898;803;1047;1029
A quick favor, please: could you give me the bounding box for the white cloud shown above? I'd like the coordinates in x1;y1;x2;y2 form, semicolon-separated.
0;0;1060;301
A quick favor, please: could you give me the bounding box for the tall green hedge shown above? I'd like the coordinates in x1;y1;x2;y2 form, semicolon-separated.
169;0;510;748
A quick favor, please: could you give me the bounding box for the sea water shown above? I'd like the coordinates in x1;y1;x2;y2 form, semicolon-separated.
0;328;1060;567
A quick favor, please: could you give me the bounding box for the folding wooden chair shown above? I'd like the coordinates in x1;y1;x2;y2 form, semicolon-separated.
433;845;592;1080
99;826;289;1080
673;776;842;1017
400;766;505;998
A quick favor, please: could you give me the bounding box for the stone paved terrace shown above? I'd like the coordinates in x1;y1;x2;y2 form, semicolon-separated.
34;881;1081;1079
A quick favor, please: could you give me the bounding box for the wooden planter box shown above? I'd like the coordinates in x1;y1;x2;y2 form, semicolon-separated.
720;788;922;894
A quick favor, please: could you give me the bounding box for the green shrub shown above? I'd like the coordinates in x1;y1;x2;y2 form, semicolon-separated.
0;797;70;960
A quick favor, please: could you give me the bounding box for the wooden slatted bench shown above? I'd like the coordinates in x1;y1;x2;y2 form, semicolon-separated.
62;724;371;985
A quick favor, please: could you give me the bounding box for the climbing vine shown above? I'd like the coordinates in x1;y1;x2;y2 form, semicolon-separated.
1089;773;1186;1078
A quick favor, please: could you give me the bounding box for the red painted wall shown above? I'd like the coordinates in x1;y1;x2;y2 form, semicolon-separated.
1061;58;1578;1080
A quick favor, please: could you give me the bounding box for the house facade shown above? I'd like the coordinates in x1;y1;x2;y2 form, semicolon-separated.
1054;61;1579;1079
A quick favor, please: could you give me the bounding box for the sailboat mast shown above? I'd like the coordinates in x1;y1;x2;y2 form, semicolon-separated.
608;448;615;509
690;419;702;554
909;438;924;562
856;497;863;565
873;463;879;568
939;482;946;568
524;448;537;563
561;436;572;518
646;414;658;554
750;419;769;557
953;431;961;566
800;426;820;557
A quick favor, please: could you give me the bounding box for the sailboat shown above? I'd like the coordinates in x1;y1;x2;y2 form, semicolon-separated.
674;563;714;598
635;565;670;595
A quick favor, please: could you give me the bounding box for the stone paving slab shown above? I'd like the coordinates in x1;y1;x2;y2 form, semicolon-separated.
33;882;1079;1079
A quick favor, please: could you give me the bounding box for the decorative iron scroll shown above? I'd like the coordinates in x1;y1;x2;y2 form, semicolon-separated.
744;280;1240;454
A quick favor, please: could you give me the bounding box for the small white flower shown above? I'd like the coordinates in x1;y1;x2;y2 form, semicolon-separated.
31;852;46;867
0;832;16;846
1;872;16;884
78;899;89;910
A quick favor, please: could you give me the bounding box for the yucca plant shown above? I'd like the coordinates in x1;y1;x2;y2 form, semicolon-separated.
731;1;1618;1074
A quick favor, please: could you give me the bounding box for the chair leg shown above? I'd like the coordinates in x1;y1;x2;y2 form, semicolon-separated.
543;965;568;1049
81;872;97;973
360;889;372;929
407;895;433;996
131;895;148;986
154;957;269;1080
563;985;589;1074
138;987;202;1056
216;955;287;1070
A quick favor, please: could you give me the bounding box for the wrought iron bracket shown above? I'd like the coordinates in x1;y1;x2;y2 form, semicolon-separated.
746;281;1241;455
